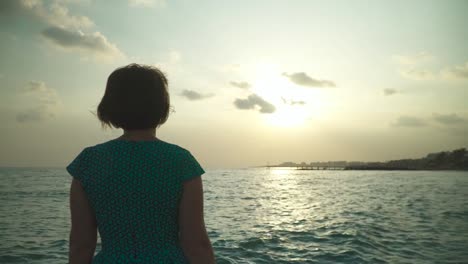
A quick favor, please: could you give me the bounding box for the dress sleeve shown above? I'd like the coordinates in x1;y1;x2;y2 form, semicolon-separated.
180;150;205;182
66;147;91;184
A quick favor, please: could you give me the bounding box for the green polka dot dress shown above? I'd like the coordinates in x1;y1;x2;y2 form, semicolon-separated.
66;139;205;263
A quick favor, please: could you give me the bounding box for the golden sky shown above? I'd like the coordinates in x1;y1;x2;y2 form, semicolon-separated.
1;0;467;168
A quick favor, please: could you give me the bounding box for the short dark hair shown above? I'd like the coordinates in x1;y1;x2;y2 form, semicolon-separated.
97;63;170;130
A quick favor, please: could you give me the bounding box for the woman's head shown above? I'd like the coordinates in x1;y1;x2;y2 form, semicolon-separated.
97;63;170;130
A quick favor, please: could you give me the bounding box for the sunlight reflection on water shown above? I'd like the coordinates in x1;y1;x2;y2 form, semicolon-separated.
1;168;468;263
204;168;468;263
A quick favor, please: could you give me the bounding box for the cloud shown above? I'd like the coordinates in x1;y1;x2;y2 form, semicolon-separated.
37;1;94;29
229;81;251;89
128;0;166;8
16;105;55;123
433;113;465;125
22;80;61;105
392;113;466;128
281;97;306;105
41;26;124;60
1;0;93;30
393;52;438;80
399;68;435;80
441;62;468;80
383;88;398;96
180;90;214;101
393;52;434;65
0;0;23;14
282;72;335;88
234;94;276;114
2;0;122;62
393;53;468;81
16;81;62;123
392;116;427;127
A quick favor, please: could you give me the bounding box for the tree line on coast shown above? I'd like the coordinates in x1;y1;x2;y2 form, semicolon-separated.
274;148;468;170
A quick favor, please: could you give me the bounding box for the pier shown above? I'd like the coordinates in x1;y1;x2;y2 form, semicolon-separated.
265;165;345;170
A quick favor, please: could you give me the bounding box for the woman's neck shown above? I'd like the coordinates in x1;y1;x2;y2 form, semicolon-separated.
118;128;157;141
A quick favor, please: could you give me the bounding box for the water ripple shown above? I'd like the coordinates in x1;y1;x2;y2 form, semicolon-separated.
1;168;468;263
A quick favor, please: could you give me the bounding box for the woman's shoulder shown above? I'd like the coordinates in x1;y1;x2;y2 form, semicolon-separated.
157;140;192;155
73;140;116;156
89;139;192;154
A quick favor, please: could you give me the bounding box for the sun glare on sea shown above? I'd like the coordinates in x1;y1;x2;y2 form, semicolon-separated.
251;62;324;127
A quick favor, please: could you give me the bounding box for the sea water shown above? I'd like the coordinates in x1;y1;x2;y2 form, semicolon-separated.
1;167;467;263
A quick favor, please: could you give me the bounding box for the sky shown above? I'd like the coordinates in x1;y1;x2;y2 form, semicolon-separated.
0;0;467;169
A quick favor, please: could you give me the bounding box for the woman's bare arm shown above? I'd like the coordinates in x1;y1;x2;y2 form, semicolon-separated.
179;176;215;264
69;179;97;264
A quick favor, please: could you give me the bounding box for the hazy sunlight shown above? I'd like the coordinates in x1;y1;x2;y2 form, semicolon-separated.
252;63;325;127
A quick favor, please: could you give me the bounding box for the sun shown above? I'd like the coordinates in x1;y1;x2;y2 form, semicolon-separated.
265;105;310;127
250;62;323;127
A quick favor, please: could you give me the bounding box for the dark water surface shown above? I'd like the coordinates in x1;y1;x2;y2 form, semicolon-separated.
1;168;467;263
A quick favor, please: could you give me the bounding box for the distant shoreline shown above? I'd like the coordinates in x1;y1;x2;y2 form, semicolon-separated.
257;165;468;171
261;147;468;171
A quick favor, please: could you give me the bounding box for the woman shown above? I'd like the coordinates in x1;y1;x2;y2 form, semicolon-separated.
66;64;215;263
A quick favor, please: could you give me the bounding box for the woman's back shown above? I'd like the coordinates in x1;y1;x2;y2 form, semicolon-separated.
66;138;204;263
